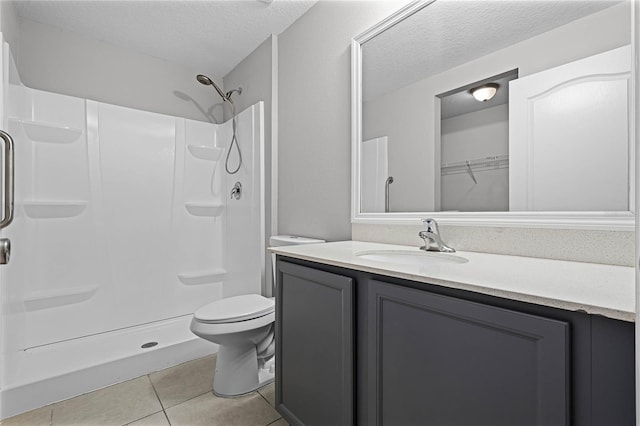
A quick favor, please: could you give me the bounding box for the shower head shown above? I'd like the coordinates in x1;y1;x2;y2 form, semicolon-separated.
196;74;212;85
196;74;227;101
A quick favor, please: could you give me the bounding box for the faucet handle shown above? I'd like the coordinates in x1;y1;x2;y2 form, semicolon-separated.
421;218;439;233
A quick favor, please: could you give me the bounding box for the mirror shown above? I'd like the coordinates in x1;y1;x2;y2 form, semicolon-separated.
352;0;635;229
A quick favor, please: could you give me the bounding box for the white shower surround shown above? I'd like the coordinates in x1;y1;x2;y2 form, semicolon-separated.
0;47;265;418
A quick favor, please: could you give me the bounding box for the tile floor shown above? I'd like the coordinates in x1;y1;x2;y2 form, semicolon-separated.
1;354;288;426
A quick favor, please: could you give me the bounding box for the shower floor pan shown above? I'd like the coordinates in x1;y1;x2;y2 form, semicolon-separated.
1;315;215;420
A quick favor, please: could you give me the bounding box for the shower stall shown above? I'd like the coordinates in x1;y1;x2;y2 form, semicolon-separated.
0;40;265;418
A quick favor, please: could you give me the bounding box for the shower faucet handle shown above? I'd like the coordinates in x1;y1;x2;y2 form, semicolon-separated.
0;238;10;264
231;182;242;200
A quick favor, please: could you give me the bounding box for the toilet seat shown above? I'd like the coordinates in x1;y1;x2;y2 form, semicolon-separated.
194;294;275;324
191;311;275;336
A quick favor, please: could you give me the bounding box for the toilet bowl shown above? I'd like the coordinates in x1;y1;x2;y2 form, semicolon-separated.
190;235;325;397
190;294;276;396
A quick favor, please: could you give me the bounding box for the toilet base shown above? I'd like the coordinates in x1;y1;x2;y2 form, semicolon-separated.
213;344;275;397
257;356;275;389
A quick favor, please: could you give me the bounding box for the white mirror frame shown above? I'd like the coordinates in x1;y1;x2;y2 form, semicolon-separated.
351;0;637;231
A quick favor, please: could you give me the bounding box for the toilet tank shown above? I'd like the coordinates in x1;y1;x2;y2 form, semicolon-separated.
269;235;325;285
270;235;326;247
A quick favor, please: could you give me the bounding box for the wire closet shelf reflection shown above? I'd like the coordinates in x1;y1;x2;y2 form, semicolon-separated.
441;155;509;183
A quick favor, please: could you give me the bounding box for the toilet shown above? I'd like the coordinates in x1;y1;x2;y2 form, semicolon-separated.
190;235;325;397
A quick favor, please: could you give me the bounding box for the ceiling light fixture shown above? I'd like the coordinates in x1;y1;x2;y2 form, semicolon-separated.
470;83;499;102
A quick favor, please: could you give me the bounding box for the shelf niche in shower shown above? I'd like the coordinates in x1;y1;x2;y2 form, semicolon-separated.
187;145;223;161
23;285;99;311
13;119;83;144
177;269;227;286
23;201;88;219
184;202;224;217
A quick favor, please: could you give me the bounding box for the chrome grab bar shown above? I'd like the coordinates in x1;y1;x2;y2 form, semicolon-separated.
385;176;394;213
0;130;14;229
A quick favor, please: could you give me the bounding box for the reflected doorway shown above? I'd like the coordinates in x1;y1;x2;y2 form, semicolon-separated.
436;69;517;212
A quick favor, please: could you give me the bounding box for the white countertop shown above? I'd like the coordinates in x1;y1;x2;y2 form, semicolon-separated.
269;240;636;322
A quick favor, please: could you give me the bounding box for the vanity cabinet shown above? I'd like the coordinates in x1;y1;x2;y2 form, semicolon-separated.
275;257;635;426
366;279;569;425
275;261;354;426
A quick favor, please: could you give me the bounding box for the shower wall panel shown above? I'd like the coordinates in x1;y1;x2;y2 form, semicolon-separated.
176;118;225;306
6;86;110;351
361;136;389;213
0;72;264;417
4;85;227;352
223;104;264;298
93;102;178;328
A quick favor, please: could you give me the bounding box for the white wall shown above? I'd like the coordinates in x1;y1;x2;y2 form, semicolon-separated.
278;1;410;241
441;105;508;164
363;79;433;211
441;104;509;212
16;18;220;122
363;2;630;212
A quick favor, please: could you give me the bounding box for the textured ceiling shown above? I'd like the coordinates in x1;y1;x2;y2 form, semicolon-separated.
362;0;622;103
16;0;317;80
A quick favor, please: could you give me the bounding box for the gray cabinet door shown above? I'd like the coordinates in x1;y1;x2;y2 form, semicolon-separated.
276;260;354;426
367;279;569;426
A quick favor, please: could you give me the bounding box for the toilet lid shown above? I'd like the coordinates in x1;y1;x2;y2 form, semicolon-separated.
194;294;275;324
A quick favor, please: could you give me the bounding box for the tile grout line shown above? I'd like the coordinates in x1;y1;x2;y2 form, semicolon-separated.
162;409;171;426
143;374;172;426
265;417;284;426
163;389;215;411
122;410;165;426
257;389;272;407
257;385;283;426
147;374;167;411
151;388;219;425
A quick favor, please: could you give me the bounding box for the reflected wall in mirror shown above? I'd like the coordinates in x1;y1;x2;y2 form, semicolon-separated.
353;0;635;229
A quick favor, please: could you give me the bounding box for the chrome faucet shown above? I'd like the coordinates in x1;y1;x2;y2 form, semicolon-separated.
418;218;455;253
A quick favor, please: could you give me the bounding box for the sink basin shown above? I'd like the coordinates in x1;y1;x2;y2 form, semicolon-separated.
355;250;468;266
